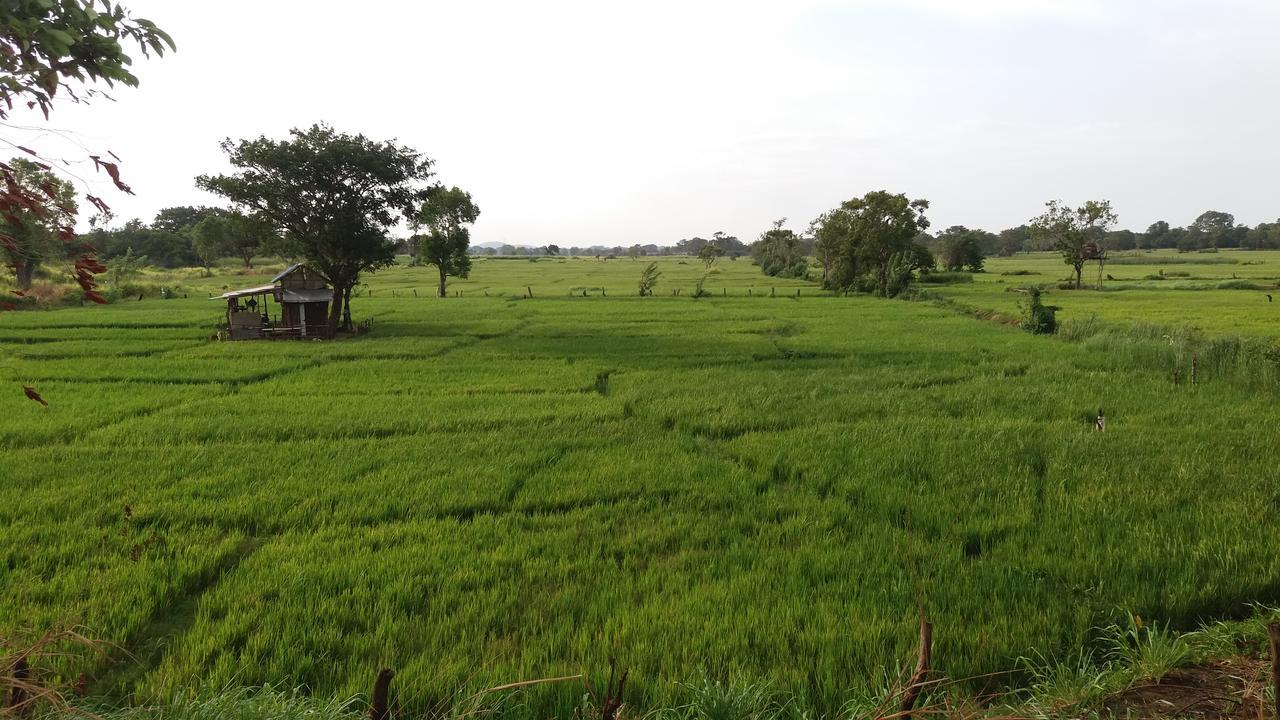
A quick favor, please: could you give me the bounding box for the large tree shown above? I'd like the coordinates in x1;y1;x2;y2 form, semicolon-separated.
1189;210;1235;248
1029;200;1116;289
1;158;75;290
936;225;986;272
198;124;434;333
413;186;479;297
815;191;931;296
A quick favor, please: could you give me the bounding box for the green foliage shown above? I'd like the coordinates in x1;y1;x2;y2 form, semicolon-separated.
936;225;986;272
696;244;724;270
5;258;1280;717
750;219;807;279
1019;287;1057;334
414;186;479;296
1102;613;1197;681
86;686;363;720
658;677;792;720
638;261;661;295
1029;200;1117;289
189;216;226;270
104;246;146;289
0;0;174;119
916;271;973;284
811;191;931;295
0;157;75;289
198;124;434;329
1018;649;1118;713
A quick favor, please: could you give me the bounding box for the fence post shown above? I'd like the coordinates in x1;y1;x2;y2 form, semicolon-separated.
899;619;933;720
369;668;395;720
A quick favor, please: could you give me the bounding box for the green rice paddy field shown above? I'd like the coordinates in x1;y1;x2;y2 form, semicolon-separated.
2;254;1279;714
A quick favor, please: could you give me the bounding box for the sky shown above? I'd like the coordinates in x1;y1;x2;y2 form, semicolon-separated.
14;0;1280;246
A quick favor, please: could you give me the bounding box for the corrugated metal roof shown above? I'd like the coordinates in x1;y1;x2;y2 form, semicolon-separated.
272;263;304;282
281;288;334;303
212;284;276;300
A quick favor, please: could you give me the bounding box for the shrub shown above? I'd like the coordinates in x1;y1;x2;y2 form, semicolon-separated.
916;272;974;284
1020;288;1057;334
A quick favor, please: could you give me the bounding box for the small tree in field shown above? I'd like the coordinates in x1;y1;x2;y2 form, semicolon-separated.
638;262;661;296
414;186;480;297
1020;287;1057;334
189;215;226;271
697;243;723;269
1029;200;1116;289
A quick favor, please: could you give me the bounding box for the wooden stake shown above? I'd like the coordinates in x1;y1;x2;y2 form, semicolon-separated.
899;619;933;720
369;668;395;720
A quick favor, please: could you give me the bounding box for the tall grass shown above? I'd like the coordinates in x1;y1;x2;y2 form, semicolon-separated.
4;258;1280;716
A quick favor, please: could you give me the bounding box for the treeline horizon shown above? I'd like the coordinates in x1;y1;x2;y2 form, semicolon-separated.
76;207;1280;270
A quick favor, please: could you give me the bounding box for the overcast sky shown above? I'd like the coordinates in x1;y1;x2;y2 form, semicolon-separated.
17;0;1280;245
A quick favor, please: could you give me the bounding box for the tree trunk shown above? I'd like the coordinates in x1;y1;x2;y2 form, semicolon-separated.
342;285;353;331
15;260;35;291
437;267;447;298
327;283;346;337
1074;262;1083;289
241;252;253;269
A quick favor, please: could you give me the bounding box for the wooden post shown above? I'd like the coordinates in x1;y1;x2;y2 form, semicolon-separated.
601;658;628;720
1268;622;1279;720
369;668;395;720
527;286;533;298
899;619;933;720
412;289;417;297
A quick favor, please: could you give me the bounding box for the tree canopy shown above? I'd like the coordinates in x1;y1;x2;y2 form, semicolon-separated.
1029;200;1116;289
812;191;931;296
0;157;75;290
752;218;808;279
936;226;987;272
413;186;479;297
198;124;435;332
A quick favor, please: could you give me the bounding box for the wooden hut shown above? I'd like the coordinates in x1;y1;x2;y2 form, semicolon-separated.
214;263;334;339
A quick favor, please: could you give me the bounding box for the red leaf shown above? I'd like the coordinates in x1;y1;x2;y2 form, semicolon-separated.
89;156;133;195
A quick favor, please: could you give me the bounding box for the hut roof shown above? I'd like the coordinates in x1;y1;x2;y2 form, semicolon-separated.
272;263;305;282
213;284;276;300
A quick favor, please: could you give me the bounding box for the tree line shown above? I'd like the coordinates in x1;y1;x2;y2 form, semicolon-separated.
748;194;1280;295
